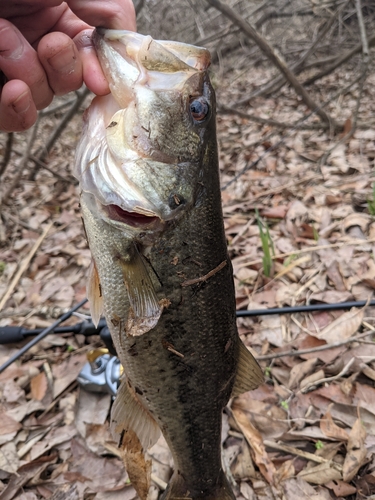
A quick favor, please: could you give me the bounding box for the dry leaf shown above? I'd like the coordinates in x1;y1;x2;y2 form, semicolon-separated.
0;413;22;436
315;306;365;344
0;442;20;474
320;410;349;441
288;358;318;389
342;418;367;482
326;479;357;496
232;407;276;485
297;462;341;484
30;372;47;401
121;431;151;500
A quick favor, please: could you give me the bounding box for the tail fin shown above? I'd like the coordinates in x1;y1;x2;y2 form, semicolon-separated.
161;470;235;500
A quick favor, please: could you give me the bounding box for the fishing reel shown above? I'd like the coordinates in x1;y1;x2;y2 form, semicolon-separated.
77;347;122;397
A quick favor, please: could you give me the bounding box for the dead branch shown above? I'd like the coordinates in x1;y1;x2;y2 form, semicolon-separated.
257;1;350;99
0;132;13;178
134;0;145;15
223;70;364;189
301;357;356;393
219;105;329;130
205;0;336;129
12;149;76;183
35;87;90;167
234;4;342;106
318;1;370;167
0;119;40;208
303;32;375;86
256;329;375;363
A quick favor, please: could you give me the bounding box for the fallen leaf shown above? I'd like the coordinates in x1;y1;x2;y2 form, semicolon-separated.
0;442;20;474
288;358;318;390
320;410;349;441
342;417;367;482
326;479;357;496
0;413;22;436
30;372;47;401
315;306;365;344
0;454;57;500
297;461;341;485
232;406;276;485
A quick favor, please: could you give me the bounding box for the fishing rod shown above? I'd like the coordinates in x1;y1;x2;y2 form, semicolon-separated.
1;297;374;374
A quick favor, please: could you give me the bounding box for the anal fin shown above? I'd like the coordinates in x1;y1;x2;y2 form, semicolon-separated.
231;341;264;398
87;259;103;327
119;246;166;336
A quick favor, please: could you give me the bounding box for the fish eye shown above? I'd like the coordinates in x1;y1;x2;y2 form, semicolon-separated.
189;97;209;122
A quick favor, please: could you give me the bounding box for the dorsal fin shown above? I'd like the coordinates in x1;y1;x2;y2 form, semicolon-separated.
231;341;264;398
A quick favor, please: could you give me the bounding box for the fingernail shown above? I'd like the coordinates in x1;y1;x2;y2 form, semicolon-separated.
48;44;77;73
0;27;24;60
13;91;31;114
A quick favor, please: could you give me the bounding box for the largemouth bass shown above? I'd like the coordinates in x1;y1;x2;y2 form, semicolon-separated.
74;28;263;500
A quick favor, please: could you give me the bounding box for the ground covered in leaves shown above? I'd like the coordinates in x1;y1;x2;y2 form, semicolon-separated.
1;23;375;500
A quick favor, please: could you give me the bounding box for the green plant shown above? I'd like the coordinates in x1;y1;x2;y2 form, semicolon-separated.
281;400;289;410
0;261;5;275
315;440;324;450
264;366;272;377
368;183;375;216
256;209;275;277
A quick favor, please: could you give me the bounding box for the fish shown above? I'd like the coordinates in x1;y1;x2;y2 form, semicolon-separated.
74;28;263;500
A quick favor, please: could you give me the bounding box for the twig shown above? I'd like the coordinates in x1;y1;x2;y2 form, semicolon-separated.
42;88;90;162
318;1;370;167
39;97;77;117
303;32;375;86
239;2;348;103
11;148;75;183
222;71;365;189
151;474;167;491
256;328;375;362
236;236;375;268
263;440;343;470
181;260;227;287
0;221;54;310
205;0;336;128
0;132;13;178
355;0;369;56
219;105;329;130
135;0;145;15
29;87;90;179
0;118;40;207
301;357;356;393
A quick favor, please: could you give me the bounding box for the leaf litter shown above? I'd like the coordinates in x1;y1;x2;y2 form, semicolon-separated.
1;10;375;500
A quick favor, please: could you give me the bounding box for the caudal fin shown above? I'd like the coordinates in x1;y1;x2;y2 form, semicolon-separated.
161;470;235;500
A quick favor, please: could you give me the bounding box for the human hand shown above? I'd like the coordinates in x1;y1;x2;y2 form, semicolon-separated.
0;0;136;132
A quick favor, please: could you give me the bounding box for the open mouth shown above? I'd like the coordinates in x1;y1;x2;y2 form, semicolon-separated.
105;204;160;228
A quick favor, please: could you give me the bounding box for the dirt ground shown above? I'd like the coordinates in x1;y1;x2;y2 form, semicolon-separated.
1;2;375;499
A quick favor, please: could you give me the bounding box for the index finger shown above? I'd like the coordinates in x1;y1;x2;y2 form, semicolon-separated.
64;0;136;31
0;19;53;109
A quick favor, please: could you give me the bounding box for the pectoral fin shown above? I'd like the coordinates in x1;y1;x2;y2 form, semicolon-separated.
87;260;103;327
231;341;264;398
119;247;165;336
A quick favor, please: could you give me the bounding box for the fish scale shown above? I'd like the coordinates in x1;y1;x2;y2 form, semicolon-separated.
76;28;263;500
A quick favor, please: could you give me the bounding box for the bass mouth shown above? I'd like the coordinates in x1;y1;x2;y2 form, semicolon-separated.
105;204;161;228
